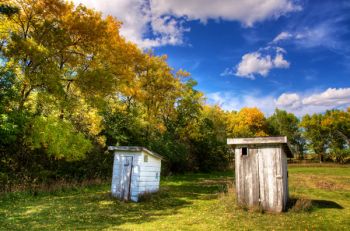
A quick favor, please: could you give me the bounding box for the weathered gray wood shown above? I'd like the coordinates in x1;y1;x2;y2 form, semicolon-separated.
230;138;292;213
235;147;260;207
228;137;293;158
281;147;289;211
258;146;275;211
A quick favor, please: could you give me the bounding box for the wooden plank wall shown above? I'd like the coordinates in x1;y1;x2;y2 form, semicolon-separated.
235;144;289;212
235;147;259;207
258;145;283;212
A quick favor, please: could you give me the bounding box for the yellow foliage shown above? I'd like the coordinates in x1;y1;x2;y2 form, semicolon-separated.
226;107;268;138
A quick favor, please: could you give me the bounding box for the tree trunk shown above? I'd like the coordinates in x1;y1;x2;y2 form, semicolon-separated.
319;153;324;163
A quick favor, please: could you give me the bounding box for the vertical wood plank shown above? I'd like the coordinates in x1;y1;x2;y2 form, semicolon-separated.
235;149;242;205
233;142;290;213
235;146;259;207
281;148;289;211
276;146;283;212
259;146;280;212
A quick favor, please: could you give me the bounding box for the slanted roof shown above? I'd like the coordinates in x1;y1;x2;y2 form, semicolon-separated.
227;136;293;158
108;146;164;160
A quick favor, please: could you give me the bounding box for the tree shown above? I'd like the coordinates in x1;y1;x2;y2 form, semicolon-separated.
0;0;144;160
300;114;330;162
226;107;268;138
27;115;92;161
323;109;350;163
267;109;305;159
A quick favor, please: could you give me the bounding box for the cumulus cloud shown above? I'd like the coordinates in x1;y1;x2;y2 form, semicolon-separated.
151;0;301;27
72;0;186;48
302;88;350;106
72;0;301;48
206;91;277;115
207;88;350;116
273;53;290;68
276;93;302;109
236;52;274;78
276;88;350;115
233;48;290;79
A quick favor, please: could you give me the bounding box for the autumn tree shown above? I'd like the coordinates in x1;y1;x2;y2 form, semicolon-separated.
226;107;268;138
0;0;143;160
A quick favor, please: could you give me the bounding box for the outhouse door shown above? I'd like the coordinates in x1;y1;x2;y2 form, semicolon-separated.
236;146;283;211
258;147;283;211
236;147;260;207
120;156;133;200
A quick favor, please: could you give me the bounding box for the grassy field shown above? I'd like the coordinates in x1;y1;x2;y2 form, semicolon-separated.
0;165;349;230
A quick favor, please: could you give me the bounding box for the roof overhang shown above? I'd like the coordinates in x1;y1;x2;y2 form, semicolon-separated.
227;136;293;158
108;146;164;160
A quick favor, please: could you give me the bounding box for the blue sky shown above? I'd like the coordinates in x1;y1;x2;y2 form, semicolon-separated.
73;0;350;116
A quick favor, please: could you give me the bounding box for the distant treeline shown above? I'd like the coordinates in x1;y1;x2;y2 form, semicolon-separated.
1;1;349;191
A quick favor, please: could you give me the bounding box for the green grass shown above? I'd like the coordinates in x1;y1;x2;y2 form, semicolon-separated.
0;166;349;230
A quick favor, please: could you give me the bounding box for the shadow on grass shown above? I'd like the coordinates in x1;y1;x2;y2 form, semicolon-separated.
287;197;343;212
312;199;344;209
0;173;234;230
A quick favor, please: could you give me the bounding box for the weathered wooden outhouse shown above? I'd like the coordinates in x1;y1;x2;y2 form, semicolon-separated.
108;146;163;202
227;136;293;212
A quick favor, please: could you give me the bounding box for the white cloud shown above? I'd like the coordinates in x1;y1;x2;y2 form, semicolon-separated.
277;88;350;115
236;52;273;78
207;88;350;116
234;48;290;79
72;0;153;48
151;0;301;27
220;68;236;77
272;31;293;43
272;20;348;53
273;53;290;68
302;88;350;106
272;27;333;48
72;0;301;48
276;93;302;109
206;91;277;115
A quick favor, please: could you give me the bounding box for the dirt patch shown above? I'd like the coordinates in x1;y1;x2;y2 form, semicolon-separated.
315;181;344;190
198;178;233;186
291;174;348;191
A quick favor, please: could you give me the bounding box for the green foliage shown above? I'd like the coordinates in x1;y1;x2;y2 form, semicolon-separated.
300;109;350;162
267;109;305;159
0;4;19;16
27;116;92;161
328;148;350;164
0;114;19;145
300;114;330;162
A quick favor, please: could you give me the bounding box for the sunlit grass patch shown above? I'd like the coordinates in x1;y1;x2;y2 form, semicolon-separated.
0;165;349;230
